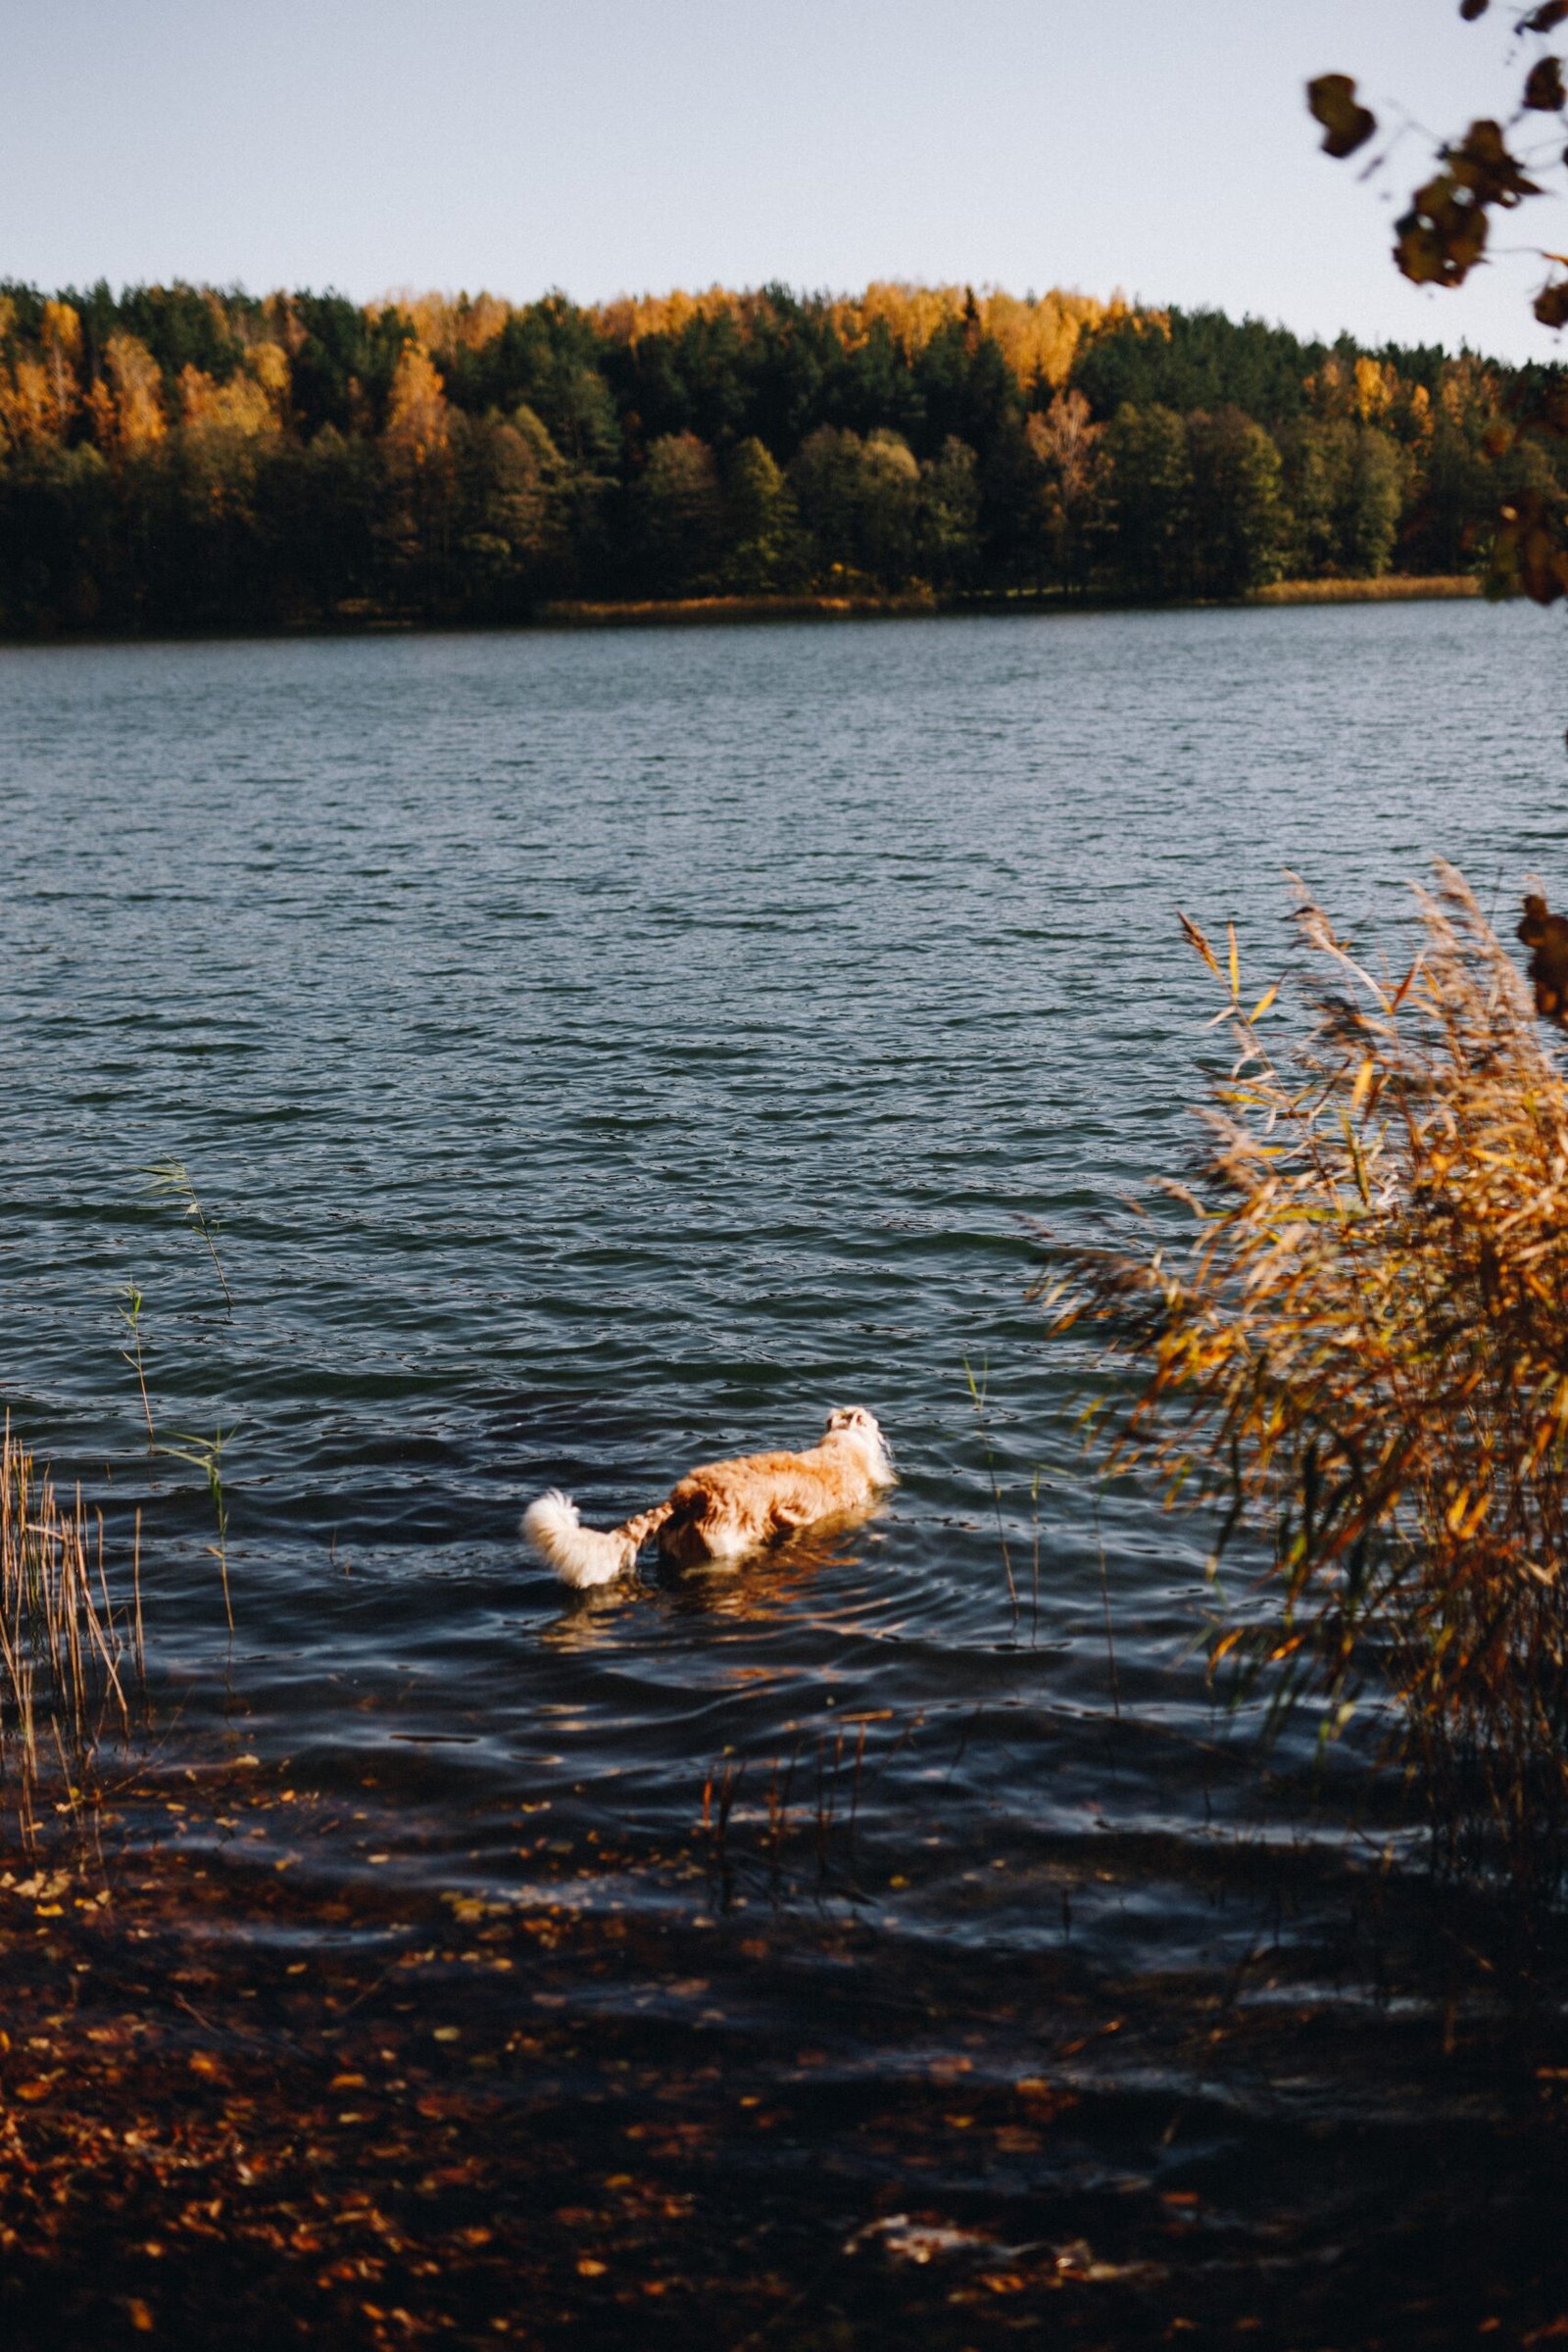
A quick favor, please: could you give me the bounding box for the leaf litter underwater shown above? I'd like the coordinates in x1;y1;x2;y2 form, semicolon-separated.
7;1741;1568;2349
8;608;1568;2341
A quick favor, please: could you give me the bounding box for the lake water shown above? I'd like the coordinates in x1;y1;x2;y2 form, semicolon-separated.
6;599;1568;2337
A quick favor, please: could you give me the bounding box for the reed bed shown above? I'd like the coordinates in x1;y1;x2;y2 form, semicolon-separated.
1247;574;1480;605
0;1417;140;1841
1037;863;1568;1881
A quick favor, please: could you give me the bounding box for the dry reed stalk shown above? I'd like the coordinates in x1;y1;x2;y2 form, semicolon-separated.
1036;863;1568;1879
0;1417;135;1841
1248;575;1481;606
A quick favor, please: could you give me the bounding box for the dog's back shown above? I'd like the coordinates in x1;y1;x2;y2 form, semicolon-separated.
660;1412;892;1562
522;1406;894;1584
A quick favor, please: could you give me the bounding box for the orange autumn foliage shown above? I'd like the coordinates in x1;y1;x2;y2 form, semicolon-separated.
85;333;168;461
386;290;511;363
585;280;1156;393
178;345;287;439
0;302;82;452
383;344;451;467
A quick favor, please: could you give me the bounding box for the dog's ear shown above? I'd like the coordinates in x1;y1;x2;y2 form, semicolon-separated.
827;1405;869;1433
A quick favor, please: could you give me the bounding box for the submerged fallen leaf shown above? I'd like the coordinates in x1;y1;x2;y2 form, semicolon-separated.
845;2213;997;2264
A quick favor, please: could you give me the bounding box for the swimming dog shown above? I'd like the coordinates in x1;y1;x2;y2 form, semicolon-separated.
522;1406;894;1590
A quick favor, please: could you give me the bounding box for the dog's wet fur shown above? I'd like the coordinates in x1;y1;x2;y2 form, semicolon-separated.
522;1407;895;1590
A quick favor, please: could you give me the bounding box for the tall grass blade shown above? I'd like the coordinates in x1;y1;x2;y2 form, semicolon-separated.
0;1418;142;1844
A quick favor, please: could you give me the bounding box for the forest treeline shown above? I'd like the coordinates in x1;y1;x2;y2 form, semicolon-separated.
1;276;1564;632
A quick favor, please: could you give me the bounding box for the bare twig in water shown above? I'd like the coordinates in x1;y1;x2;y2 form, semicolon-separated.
161;1425;236;1633
963;1355;1018;1624
1029;1468;1044;1648
1094;1500;1121;1721
143;1160;232;1318
117;1282;156;1450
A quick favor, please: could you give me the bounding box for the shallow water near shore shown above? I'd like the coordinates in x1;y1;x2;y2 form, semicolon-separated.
6;599;1568;2337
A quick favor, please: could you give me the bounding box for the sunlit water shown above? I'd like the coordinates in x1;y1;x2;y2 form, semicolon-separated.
5;599;1568;2147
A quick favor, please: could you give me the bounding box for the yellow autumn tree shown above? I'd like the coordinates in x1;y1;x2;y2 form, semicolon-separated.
983;289;1117;391
170;345;289;547
591;285;744;347
0;359;53;452
588;280;1143;395
1025;387;1107;589
1352;354;1395;422
381;343;456;586
825;281;1127;390
85;333;167;462
389;291;509;366
39;301;81;435
0;300;76;452
830;281;962;355
178;345;286;438
384;343;451;470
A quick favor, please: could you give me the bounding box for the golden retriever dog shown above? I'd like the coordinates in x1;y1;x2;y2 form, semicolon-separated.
522;1406;894;1590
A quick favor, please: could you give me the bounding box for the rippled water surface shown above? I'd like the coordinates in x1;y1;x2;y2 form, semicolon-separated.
6;603;1568;2275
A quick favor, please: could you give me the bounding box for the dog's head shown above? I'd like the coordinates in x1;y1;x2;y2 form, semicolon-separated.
824;1405;895;1483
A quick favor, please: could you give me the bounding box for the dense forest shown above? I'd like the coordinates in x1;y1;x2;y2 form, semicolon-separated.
0;276;1563;632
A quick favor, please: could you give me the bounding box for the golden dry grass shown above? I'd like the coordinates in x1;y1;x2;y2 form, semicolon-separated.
1038;865;1568;1876
1248;575;1481;604
0;1418;139;1842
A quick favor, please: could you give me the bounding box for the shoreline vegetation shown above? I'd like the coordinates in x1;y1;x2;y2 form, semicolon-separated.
0;576;1485;649
0;1419;140;1845
1246;570;1479;605
0;275;1555;637
519;572;1481;633
1042;866;1568;1887
541;573;1483;626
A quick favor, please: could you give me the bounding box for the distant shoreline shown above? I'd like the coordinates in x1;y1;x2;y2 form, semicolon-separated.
537;576;1484;629
0;283;1524;647
0;576;1488;651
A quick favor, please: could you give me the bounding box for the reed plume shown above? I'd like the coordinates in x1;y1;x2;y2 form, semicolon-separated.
1038;862;1568;1879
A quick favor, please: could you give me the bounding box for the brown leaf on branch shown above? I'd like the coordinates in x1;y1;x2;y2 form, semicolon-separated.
1390;121;1537;289
1517;895;1568;1021
1493;488;1568;603
1396;175;1490;283
1527;1;1568;32
1536;278;1568;326
1448;120;1542;205
1460;0;1491;19
1524;55;1567;110
1307;74;1377;161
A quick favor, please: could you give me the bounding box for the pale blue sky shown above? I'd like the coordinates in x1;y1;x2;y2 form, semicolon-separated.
6;0;1568;360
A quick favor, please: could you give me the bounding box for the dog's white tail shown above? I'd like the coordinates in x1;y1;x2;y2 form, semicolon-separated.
522;1491;674;1589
